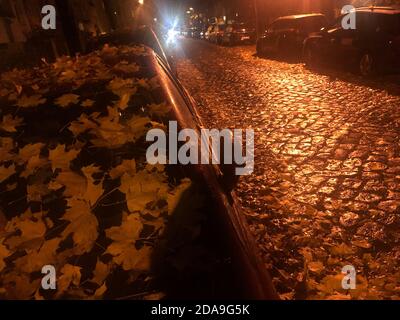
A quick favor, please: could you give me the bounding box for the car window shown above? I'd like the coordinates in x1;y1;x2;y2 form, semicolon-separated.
156;54;202;128
376;13;400;35
357;12;377;32
298;16;327;33
273;19;294;31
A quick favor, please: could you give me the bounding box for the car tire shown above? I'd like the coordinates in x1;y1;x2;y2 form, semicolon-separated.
359;52;375;77
304;45;317;68
256;41;264;56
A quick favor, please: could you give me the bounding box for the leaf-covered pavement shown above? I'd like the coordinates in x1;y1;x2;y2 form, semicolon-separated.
0;45;218;299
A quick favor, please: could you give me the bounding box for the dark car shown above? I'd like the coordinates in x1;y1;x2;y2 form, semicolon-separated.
0;28;277;300
209;24;227;45
204;25;214;41
257;13;327;57
303;7;400;76
187;26;202;39
221;23;256;46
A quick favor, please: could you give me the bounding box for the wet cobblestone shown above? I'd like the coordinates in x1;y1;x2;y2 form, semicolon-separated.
176;38;400;299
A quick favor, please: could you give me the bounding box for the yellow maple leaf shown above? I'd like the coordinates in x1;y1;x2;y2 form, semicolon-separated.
91;259;110;286
107;78;136;97
55;94;80;107
5;210;47;250
57;264;82;297
82;165;103;207
89;108;129;148
18;143;44;163
106;213;142;242
1;272;40;299
0;164;15;182
148;103;172;118
0;243;10;272
109;159;136;179
27;183;51;202
61;198;98;255
68;113;98;137
82;164;101;178
93;283;107;299
81;99;95;108
49;145;79;171
60;70;77;81
126;116;152;142
14;238;62;274
119;170;168;213
107;244;151;272
330;243;354;256
113;61;140;75
0;115;24;132
52;171;86;196
115;92;131;110
308;261;324;274
0;88;10;97
21;155;47;178
16;94;46;108
105;213;151;271
0;142;14;163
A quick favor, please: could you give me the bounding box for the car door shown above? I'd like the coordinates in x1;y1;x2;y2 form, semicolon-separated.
327;27;358;64
275;19;296;53
263;20;281;53
314;25;351;65
154;54;279;300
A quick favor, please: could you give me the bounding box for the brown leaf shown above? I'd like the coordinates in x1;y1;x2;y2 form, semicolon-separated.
0;115;24;132
109;159;136;179
16;94;46;108
57;264;82;297
49;145;79;171
0;164;15;182
61;198;98;255
55;94;80;107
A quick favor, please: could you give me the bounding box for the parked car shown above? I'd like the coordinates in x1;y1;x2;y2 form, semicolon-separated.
204;25;214;41
303;7;400;76
221;22;256;46
257;13;327;57
209;24;227;45
0;27;277;300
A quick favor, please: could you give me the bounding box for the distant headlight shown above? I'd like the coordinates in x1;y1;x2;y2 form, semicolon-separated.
167;28;178;45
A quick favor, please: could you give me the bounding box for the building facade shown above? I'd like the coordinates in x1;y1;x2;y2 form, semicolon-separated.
0;0;146;69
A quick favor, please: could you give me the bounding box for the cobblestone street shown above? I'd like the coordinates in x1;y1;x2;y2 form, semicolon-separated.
175;38;400;299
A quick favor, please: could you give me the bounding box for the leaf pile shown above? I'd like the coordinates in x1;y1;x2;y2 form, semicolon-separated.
0;44;202;299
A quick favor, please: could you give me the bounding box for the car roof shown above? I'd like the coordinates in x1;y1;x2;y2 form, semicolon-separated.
275;13;325;21
355;6;400;15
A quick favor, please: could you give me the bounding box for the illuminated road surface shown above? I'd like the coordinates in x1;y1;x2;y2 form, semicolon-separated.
176;37;400;299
